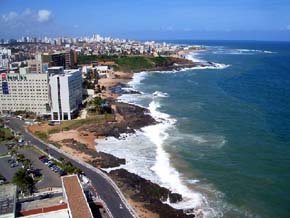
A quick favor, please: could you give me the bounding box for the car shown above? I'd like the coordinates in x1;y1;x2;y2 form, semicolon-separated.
8;159;15;163
47;162;55;167
40;158;48;163
39;155;47;160
10;163;19;168
58;170;66;176
44;160;53;165
52;166;59;172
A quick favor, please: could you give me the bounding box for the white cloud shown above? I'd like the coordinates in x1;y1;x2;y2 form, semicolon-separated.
37;9;52;22
0;9;56;38
2;11;18;22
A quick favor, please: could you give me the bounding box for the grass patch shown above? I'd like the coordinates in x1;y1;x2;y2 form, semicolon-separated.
47;114;114;135
77;55;180;72
34;131;48;141
49;142;62;148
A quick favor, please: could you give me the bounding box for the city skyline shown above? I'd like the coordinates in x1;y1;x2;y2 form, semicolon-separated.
1;0;290;41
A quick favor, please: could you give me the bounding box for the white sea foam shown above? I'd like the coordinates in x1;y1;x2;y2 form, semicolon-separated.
212;48;275;55
185;52;205;62
121;87;142;94
193;63;230;70
185;52;230;70
153;91;169;98
188;179;200;184
143;101;210;211
97;70;226;217
128;71;147;87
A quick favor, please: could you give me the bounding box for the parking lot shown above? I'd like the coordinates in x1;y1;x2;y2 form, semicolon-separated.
19;148;62;189
0;156;22;181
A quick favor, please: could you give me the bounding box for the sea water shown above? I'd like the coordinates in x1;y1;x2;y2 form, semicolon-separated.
97;41;290;218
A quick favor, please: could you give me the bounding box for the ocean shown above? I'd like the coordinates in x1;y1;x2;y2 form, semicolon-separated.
97;40;290;218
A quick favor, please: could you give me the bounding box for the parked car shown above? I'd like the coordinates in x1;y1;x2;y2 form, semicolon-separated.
8;159;15;163
10;162;19;168
39;155;47;160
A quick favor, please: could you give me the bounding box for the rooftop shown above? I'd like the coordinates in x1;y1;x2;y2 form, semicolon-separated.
62;175;93;218
0;184;16;217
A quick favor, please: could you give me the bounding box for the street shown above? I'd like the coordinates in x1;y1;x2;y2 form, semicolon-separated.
6;117;135;218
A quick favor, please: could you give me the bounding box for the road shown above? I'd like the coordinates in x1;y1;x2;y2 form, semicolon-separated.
7;117;135;218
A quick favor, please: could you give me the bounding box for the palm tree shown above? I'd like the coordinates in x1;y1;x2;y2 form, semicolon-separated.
22;159;32;170
17;154;25;162
9;148;18;157
12;168;34;195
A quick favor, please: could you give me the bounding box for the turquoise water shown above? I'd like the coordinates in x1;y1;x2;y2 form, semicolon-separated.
98;41;290;217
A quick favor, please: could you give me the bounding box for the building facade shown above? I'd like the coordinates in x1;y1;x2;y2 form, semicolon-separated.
49;69;82;120
0;72;49;114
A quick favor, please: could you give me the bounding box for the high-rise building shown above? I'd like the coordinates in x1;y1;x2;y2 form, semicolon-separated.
0;72;49;114
49;68;82;121
42;50;77;69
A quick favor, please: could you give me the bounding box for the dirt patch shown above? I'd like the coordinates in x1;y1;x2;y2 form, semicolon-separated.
49;130;96;149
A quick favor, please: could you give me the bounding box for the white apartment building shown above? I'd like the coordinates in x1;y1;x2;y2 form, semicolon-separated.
0;72;49;114
49;69;82;121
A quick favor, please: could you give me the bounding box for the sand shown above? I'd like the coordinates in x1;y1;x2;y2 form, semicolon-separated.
128;199;159;218
98;71;133;99
48;130;96;149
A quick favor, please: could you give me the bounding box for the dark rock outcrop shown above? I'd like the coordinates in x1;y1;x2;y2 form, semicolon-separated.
81;102;156;138
109;169;194;218
61;139;125;168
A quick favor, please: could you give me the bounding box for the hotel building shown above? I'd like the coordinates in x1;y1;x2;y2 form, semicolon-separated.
0;72;50;114
49;68;82;121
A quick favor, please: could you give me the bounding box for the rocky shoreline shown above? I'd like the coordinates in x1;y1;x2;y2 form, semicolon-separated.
80;101;157;138
28;57;198;217
92;78;197;217
109;169;194;218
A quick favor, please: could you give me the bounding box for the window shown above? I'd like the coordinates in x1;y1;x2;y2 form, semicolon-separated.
63;112;68;120
53;112;58;120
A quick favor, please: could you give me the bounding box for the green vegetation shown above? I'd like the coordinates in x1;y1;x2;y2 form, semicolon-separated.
0;127;14;142
52;158;82;174
12;168;35;194
50;142;62;148
34;131;48;141
77;54;118;64
47;114;114;135
87;97;112;114
77;55;178;72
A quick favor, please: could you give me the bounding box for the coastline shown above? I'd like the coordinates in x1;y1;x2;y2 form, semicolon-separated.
28;50;230;217
28;61;199;217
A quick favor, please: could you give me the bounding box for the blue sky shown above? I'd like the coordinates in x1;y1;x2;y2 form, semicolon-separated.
1;0;290;41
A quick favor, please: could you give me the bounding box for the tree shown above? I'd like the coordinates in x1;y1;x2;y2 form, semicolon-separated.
12;168;34;195
9;148;18;157
17;154;25;162
22;159;32;170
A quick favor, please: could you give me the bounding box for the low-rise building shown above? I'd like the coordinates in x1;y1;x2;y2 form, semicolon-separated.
0;184;17;218
62;175;94;218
